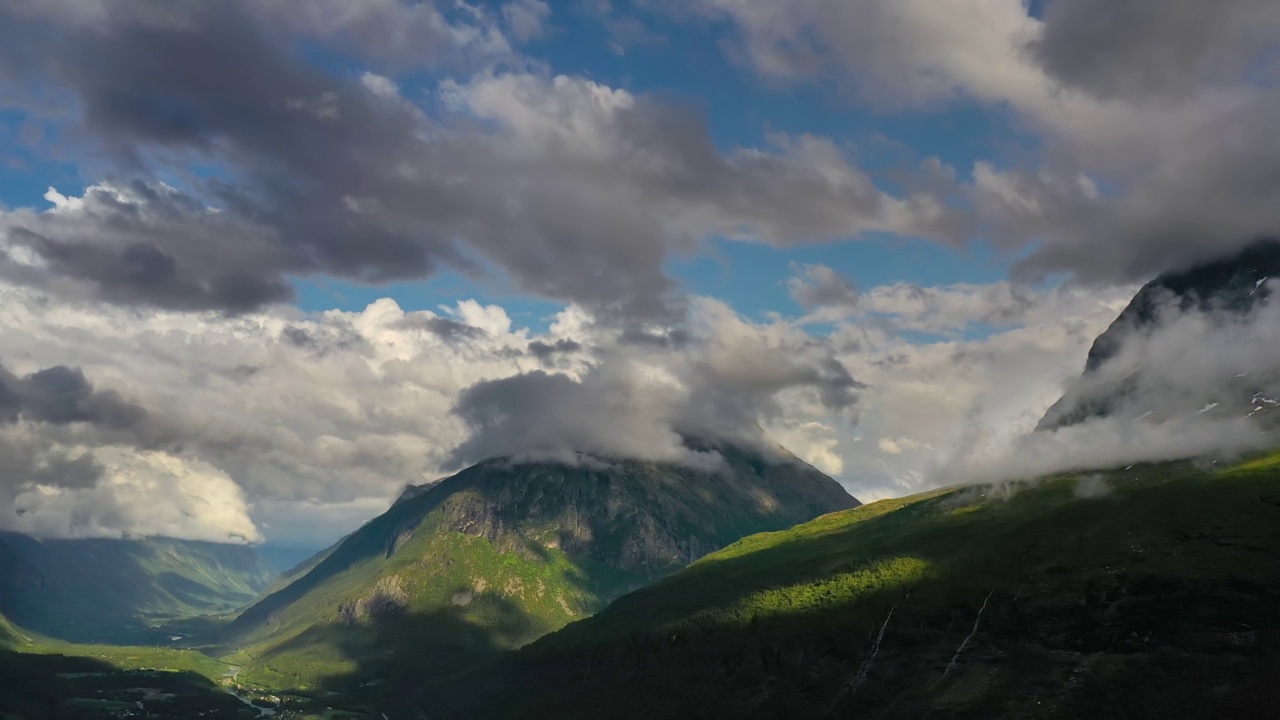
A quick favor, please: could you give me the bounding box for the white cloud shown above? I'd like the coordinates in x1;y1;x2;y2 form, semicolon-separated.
12;448;260;543
0;270;1267;544
0;282;861;546
360;72;400;98
696;0;1280;287
502;0;551;42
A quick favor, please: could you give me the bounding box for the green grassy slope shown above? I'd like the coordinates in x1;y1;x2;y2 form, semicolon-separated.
224;444;857;700
0;534;276;644
225;511;645;692
445;454;1280;719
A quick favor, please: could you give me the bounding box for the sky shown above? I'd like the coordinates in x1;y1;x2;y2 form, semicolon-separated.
0;0;1277;551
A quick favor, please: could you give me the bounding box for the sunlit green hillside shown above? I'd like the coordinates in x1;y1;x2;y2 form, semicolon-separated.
445;453;1280;719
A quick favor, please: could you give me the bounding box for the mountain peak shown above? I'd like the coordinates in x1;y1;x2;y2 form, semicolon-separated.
1039;238;1280;431
226;438;857;691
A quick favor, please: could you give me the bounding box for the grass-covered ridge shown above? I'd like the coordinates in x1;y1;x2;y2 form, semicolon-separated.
227;510;641;692
444;453;1280;719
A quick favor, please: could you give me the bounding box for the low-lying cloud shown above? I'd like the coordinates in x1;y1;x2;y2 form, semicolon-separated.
934;290;1280;487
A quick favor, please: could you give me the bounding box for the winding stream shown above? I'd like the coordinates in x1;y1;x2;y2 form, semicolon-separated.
222;666;276;717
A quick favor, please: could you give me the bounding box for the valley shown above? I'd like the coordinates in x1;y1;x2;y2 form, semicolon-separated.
6;450;1280;719
1;440;858;718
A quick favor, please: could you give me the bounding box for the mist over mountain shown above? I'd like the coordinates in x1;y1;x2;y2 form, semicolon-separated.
1040;239;1280;431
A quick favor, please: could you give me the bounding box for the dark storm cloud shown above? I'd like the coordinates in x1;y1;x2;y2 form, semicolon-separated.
0;359;152;506
279;326;316;348
279;321;372;356
527;338;582;366
1031;0;1280;101
0;361;147;429
393;316;490;343
617;327;690;348
0;2;458;312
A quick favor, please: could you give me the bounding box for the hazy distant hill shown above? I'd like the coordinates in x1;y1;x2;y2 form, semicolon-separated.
442;453;1280;719
224;439;858;697
0;532;275;644
1040;239;1280;430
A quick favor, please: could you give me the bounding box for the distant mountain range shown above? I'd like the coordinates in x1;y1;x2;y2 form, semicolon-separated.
0;532;275;644
222;438;858;700
1040;238;1280;430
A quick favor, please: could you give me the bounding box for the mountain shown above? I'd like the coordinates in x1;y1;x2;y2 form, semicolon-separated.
223;440;858;697
1040;238;1280;430
0;533;275;644
441;452;1280;720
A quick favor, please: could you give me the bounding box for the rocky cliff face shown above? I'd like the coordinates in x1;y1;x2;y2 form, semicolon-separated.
1039;239;1280;430
423;443;856;574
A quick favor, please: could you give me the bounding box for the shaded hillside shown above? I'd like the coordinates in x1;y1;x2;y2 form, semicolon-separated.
1040;239;1280;429
444;452;1280;719
224;440;857;696
0;533;275;644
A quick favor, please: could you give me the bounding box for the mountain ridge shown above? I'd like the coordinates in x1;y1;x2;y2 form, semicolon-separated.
1040;238;1280;430
223;439;858;695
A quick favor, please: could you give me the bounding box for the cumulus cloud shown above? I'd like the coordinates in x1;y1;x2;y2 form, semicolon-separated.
693;0;1280;286
823;281;1135;499
0;1;951;322
1030;0;1280;102
934;288;1280;488
1;0;1275;544
0;264;1266;543
502;0;551;42
0;282;865;545
12;449;261;544
788;263;859;310
0;356;257;543
448;297;863;467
